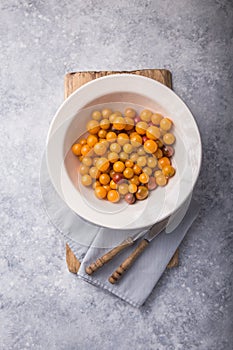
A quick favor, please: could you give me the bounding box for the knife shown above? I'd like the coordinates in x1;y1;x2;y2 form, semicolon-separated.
108;217;169;284
85;217;169;279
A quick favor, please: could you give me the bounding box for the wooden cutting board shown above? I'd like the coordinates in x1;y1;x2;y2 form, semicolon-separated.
65;69;179;273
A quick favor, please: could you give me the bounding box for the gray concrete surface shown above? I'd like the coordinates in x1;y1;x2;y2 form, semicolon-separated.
0;0;233;349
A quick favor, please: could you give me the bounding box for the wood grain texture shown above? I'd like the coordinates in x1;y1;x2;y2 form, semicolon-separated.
85;238;134;275
109;239;149;284
64;69;178;274
66;243;80;273
64;69;172;99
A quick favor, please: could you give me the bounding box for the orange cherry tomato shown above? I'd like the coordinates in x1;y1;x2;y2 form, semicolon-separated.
139;172;149;184
123;167;134;179
81;144;91;156
117;133;129;146
144;140;158;154
158;157;171;169
87;135;98;147
125;160;134;168
110;180;118;190
162;165;175;178
71;143;82;156
99;173;110;185
135;121;148;135
107;190;120;202
113;117;126;130
95;186;107;199
113;161;125;173
106;131;117;142
133;164;142;175
130;175;140;186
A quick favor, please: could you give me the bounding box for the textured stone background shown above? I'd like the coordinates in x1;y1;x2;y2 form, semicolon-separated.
1;0;233;349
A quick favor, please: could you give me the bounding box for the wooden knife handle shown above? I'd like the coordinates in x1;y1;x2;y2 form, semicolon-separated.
85;238;134;275
108;239;149;284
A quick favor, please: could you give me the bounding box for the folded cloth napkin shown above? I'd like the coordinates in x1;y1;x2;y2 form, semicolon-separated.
41;154;199;307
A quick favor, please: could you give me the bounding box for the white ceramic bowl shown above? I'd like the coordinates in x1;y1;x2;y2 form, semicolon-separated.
46;74;202;230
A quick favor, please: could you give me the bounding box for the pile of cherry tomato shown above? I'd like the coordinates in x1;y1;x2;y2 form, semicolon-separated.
71;107;176;204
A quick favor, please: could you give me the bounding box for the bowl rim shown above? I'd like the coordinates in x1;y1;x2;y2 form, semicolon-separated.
46;73;202;230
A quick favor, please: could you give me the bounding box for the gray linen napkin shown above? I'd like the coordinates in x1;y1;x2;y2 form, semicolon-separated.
41;154;199;307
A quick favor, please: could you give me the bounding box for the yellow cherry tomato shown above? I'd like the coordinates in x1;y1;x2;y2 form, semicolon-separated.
156;174;167;186
163;133;176;145
147;157;157;168
128;183;137;193
156;139;164;148
102;108;112;119
96;157;110;172
94;142;107;156
79;164;90;175
110;142;121;153
92;110;102;121
130;153;139;163
100;119;111;130
89;167;101;179
142;167;152;176
109;113;118;123
140;109;152;122
160;118;172;131
119;152;128;162
86;120;100;134
82;157;93;167
108;152;119;163
81;174;92;186
125;108;136;118
146;126;160;140
71;143;82;156
137;156;147;167
92;181;101;190
154;148;163;159
98;129;107;138
151;113;163;125
136;186;149;200
118;183;129;195
135;121;148;135
123;143;133;154
154;170;162;178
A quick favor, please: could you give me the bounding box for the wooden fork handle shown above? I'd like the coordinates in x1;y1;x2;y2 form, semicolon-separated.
85;238;134;275
108;239;149;284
